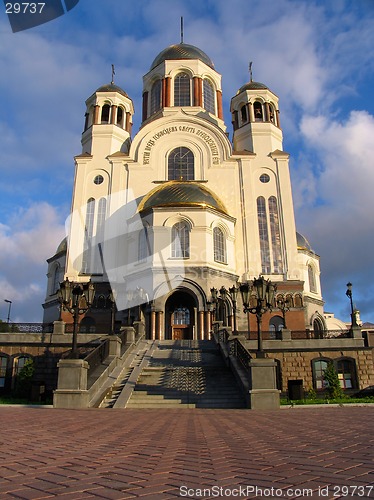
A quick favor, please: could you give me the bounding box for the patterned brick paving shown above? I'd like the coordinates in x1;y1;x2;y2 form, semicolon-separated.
0;407;373;499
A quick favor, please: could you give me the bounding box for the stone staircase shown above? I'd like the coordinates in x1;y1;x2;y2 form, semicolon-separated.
124;340;246;409
99;340;154;408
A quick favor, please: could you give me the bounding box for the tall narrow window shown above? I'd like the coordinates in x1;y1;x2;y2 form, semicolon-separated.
313;359;329;390
101;104;110;123
52;266;60;294
174;73;191;106
268;196;283;274
0;356;8;388
203;79;215;114
254;101;263;121
81;198;95;274
257;196;270;273
168;147;194;180
93;198;106;273
308;264;317;293
269;103;276;124
337;359;356;389
138;227;150;261
116;106;124;127
150;79;162;115
213;227;226;263
240;104;248;124
172;222;190;258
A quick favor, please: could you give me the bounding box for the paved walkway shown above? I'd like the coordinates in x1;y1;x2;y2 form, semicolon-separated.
0;407;373;499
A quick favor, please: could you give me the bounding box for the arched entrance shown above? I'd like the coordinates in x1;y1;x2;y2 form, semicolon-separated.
165;290;197;340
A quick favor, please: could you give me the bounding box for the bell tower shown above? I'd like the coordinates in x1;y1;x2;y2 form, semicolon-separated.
81;82;134;157
230;71;282;155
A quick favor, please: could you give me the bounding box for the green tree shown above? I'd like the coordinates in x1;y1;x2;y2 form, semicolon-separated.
15;358;35;398
323;362;344;399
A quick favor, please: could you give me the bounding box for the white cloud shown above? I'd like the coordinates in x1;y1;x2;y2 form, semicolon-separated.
0;203;65;322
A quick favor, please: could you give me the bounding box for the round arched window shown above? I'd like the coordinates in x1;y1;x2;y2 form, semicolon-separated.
94;175;104;185
260;173;270;183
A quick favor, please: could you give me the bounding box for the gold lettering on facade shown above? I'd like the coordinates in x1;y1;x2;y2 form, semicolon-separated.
142;124;220;165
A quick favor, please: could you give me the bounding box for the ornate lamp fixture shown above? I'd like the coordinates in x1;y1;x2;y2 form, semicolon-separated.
58;278;95;358
345;282;358;328
239;276;277;356
276;295;291;329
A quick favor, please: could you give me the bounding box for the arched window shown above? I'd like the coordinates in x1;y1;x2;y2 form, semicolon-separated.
173;307;190;325
96;295;107;309
81;198;95;274
174;73;191;106
150;79;162;115
294;294;303;308
138;227;150;261
240;104;248;124
254;101;263;121
203;79;215;114
172;222;190;258
93;197;106;273
269;316;284;339
0;355;8;388
213;227;226;263
269;103;276;125
337;359;356;389
257;196;270;273
313;318;324;339
308;264;317;293
116;106;124;127
52;265;60;295
101;104;110;123
268;196;283;274
168;147;194;180
312;359;330;390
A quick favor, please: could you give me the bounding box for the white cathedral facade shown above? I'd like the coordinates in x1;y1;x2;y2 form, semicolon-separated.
43;42;327;339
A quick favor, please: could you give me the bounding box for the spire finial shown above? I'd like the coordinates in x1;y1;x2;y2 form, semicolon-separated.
249;61;253;82
111;64;115;85
180;16;184;44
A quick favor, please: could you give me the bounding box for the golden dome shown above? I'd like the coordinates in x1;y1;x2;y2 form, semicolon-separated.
138;181;227;214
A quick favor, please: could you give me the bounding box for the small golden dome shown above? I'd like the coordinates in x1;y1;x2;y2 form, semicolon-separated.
138;181;227;214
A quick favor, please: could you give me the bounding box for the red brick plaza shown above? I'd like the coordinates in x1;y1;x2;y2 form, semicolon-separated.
0;407;373;499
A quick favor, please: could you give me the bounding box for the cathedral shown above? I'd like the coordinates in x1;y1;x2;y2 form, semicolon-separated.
43;41;327;340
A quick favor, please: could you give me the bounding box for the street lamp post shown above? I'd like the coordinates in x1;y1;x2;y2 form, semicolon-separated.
108;290;116;335
229;285;239;335
239;276;277;357
4;300;12;323
57;279;95;358
345;282;358;328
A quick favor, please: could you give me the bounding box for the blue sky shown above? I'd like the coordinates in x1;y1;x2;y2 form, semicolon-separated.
0;0;373;323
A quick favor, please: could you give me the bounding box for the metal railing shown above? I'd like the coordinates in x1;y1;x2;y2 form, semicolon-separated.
85;338;110;376
229;338;252;371
0;323;53;333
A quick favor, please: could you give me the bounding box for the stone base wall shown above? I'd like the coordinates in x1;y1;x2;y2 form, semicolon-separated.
266;349;374;393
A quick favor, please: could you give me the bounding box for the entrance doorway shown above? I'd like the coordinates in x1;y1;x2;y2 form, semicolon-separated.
165;290;196;340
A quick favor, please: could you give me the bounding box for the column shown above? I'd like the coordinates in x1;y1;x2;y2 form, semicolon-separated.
216;90;223;119
276;110;281;129
125;112;131;132
198;311;205;340
248;102;255;122
193;77;202;106
265;102;271;122
165;77;171;107
93;105;100;125
110;104;118;125
204;311;212;340
157;311;164;340
142;92;148;122
150;310;156;340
